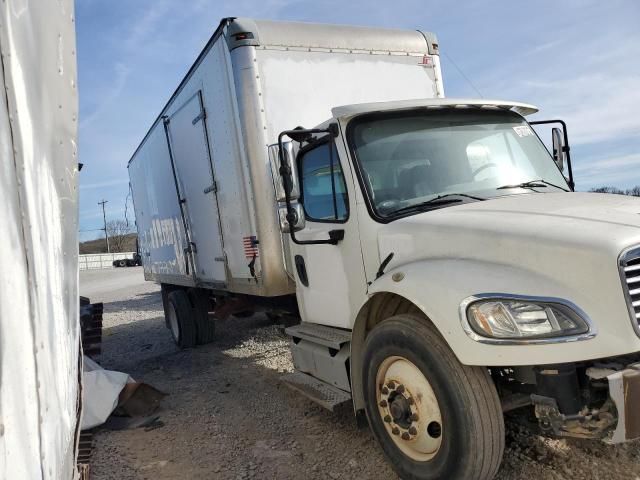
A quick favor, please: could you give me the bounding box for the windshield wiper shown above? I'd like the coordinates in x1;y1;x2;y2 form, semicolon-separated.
497;179;569;192
392;193;486;215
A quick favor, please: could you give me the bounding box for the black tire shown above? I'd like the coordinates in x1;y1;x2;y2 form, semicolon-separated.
362;314;504;480
265;311;279;321
187;288;216;345
167;290;197;349
118;259;127;267
161;284;174;329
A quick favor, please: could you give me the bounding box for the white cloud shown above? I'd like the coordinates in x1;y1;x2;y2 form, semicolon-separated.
476;16;640;147
574;153;640;189
80;178;129;190
527;74;640;146
79;62;130;128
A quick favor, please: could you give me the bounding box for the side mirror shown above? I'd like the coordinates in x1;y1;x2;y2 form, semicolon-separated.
268;142;299;201
278;202;305;233
551;127;565;172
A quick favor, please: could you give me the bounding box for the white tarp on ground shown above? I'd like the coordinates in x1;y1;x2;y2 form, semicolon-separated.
81;357;130;430
0;1;80;479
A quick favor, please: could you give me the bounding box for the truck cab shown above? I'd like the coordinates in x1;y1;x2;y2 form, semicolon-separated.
128;17;640;480
275;97;640;479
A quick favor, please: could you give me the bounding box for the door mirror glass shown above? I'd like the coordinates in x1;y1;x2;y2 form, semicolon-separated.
551;127;565;172
268;142;299;201
278;202;305;233
298;141;348;222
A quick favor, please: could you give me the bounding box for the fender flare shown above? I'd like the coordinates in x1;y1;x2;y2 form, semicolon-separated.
349;258;569;411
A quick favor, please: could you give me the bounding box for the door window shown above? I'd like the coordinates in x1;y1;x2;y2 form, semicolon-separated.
298;141;348;222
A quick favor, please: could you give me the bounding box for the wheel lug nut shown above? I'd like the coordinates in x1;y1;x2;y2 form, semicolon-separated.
387;381;396;390
396;384;405;394
408;426;418;435
407;397;415;405
379;400;388;407
401;432;411;440
391;427;400;435
383;415;392;423
410;413;419;422
381;387;389;395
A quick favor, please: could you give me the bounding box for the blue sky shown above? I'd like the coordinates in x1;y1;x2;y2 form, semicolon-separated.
76;0;640;240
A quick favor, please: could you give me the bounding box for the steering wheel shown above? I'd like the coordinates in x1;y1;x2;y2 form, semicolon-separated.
471;162;498;178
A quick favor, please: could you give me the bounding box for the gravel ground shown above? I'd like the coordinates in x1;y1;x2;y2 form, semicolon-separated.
82;268;640;479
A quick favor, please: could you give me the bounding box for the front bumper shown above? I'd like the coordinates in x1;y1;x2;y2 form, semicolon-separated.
605;364;640;443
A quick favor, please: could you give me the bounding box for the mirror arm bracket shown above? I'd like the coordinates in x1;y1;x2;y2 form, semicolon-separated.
278;127;344;246
529;119;575;191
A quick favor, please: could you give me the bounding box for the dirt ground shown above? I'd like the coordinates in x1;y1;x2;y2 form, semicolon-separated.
80;267;640;480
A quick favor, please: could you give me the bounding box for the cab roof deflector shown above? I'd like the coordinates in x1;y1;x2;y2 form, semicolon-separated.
332;98;539;119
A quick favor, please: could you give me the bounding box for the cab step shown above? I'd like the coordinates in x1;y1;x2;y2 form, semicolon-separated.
281;371;352;411
285;323;351;349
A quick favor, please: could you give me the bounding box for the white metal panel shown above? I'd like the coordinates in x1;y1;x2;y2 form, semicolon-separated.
256;49;440;144
166;93;226;283
0;1;79;478
203;40;258;284
129;126;190;279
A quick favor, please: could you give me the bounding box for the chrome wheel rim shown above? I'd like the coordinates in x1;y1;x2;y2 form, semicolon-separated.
376;356;443;461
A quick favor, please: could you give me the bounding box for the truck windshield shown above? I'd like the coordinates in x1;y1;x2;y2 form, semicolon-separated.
348;109;569;218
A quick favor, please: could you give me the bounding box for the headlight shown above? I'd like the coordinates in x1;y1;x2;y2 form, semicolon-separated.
465;298;590;340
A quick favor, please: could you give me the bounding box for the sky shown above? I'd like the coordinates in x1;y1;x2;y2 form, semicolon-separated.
75;0;640;240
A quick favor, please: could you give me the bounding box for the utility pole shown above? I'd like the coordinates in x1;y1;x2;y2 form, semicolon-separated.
98;199;110;253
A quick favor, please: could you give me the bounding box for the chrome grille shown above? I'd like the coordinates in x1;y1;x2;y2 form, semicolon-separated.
620;246;640;333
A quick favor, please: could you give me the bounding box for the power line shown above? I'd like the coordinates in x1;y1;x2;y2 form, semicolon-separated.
442;50;484;99
98;199;110;253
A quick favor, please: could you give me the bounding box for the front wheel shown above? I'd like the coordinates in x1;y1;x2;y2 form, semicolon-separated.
363;314;504;480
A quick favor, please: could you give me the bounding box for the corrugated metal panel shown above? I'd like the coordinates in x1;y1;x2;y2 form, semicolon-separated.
0;1;80;478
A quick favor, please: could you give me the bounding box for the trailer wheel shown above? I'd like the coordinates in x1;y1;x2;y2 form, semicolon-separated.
167;290;197;348
118;259;127;267
187;288;216;345
362;314;504;480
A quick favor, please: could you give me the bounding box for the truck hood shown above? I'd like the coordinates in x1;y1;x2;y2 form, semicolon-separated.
372;192;640;366
378;192;640;266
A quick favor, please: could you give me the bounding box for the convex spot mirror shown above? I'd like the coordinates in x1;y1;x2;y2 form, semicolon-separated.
278;202;305;233
551;127;565;172
268;142;299;202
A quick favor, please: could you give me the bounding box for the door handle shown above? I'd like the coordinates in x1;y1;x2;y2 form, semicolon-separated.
294;255;309;287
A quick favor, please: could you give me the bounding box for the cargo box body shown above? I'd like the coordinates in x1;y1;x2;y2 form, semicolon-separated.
128;17;443;296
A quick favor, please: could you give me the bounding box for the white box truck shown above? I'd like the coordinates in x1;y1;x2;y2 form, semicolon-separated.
129;17;640;480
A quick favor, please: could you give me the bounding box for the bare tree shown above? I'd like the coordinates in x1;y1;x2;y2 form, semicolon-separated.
590;186;640;197
628;186;640;197
105;219;134;253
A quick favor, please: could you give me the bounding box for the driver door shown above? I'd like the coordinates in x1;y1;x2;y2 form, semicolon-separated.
290;137;367;329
